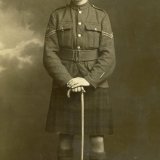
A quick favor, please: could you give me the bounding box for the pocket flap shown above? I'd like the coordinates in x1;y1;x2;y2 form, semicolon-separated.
85;23;101;32
57;23;73;31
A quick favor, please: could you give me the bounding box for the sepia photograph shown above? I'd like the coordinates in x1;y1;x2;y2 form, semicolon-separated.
0;0;159;160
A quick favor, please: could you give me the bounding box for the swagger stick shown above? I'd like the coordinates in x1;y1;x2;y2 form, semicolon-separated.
81;91;85;160
67;89;85;160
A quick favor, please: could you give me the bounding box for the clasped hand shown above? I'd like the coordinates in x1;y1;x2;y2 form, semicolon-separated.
67;77;90;93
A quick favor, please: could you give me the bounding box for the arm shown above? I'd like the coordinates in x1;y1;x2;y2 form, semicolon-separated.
84;12;116;88
43;12;73;87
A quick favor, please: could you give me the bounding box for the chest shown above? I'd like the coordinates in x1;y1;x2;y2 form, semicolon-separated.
56;7;103;49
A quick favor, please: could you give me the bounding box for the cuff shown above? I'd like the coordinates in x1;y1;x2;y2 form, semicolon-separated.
84;75;98;88
59;74;73;87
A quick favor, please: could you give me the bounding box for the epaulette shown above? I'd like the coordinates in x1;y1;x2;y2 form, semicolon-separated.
91;4;105;12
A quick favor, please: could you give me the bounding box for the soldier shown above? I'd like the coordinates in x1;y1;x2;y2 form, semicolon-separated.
43;0;116;160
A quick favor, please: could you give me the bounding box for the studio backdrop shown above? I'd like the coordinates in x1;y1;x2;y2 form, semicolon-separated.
0;0;160;160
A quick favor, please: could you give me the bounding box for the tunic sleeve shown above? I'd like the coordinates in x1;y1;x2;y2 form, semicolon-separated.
43;11;73;86
84;12;116;88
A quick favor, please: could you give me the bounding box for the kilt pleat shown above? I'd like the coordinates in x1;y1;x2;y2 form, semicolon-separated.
45;87;113;135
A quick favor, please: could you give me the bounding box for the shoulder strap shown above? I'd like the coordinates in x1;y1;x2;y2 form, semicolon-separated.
54;5;67;11
91;4;105;12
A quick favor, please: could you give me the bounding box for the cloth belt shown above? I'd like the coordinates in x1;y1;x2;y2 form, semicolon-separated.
59;49;98;62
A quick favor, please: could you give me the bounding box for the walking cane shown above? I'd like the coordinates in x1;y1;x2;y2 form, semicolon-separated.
67;89;85;160
80;90;85;160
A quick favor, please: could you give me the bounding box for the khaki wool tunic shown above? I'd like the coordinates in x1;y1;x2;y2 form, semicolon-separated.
43;1;115;135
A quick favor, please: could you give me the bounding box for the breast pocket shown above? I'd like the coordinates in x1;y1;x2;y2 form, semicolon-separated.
85;23;101;48
57;23;73;48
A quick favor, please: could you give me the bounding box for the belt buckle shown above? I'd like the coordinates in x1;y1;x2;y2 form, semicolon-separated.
73;50;80;62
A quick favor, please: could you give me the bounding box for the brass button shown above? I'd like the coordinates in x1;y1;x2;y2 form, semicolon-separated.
78;34;82;37
77;46;81;49
78;10;82;14
95;28;97;31
78;22;82;25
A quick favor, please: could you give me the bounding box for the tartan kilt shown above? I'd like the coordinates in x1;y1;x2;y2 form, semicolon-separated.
45;86;113;135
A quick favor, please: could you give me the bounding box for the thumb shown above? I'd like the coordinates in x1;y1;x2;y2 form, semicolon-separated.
67;89;71;98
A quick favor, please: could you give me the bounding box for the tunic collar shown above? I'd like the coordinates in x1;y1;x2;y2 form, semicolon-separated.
70;1;90;10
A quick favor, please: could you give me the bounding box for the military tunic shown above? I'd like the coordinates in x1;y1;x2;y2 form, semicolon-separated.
43;1;115;135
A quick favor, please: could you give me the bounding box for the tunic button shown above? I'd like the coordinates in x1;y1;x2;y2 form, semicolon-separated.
78;10;82;14
77;46;81;49
78;22;82;25
95;28;97;31
78;34;82;37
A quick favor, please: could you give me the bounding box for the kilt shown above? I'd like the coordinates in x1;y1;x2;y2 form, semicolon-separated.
45;86;113;135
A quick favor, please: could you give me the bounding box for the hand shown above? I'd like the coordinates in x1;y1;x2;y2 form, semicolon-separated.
67;86;86;98
71;86;86;93
67;77;90;88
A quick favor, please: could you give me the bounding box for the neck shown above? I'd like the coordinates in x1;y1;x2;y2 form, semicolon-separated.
73;0;88;6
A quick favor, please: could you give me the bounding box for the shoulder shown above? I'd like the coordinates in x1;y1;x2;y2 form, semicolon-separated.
50;5;68;16
54;5;67;11
90;3;108;18
91;4;106;13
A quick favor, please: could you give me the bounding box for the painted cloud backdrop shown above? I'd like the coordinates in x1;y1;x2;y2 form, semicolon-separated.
0;0;66;75
0;1;42;71
0;1;64;159
0;0;160;160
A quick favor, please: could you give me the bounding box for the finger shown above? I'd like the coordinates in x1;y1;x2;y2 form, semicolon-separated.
77;87;81;92
71;83;82;88
67;79;75;87
72;88;78;92
71;88;75;92
69;81;79;88
67;81;73;86
67;81;73;87
71;88;77;92
75;88;78;92
68;83;77;88
72;82;79;86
